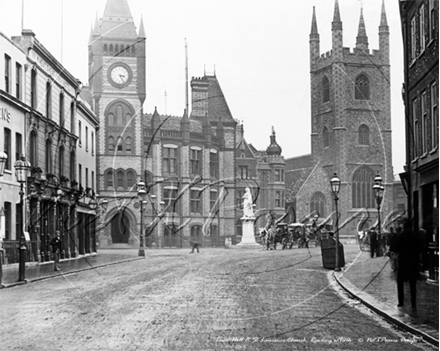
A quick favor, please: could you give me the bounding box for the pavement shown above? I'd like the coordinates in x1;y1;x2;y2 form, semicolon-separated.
0;244;438;347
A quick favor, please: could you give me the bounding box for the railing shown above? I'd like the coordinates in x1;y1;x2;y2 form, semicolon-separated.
428;243;439;282
1;240;40;265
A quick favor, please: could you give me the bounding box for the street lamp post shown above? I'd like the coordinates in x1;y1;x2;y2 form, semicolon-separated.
0;151;7;287
373;173;384;237
14;156;31;282
137;181;147;257
330;173;341;272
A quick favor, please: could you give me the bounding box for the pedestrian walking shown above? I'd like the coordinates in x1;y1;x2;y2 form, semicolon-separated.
50;231;62;271
369;230;378;258
395;217;420;311
190;240;200;254
388;227;399;272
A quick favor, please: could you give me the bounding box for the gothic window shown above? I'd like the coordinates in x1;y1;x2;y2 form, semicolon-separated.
354;74;370;100
116;170;124;189
238;165;249;179
125;113;131;124
109;44;113;55
108;113;115;126
163;146;178;174
103;44;108;55
117;105;124;125
45;139;52;174
108;136;115;152
322;76;330;103
310;192;326;217
358;124;370;146
115;45;119;56
323;126;330;148
125;137;132;153
117;136;123;152
106;170;114;189
126;170;135;190
190;190;201;213
352;167;376;209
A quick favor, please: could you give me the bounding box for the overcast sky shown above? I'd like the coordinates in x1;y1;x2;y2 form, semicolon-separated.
1;0;405;177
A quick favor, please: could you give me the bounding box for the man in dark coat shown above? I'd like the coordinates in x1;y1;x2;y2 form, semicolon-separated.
50;231;62;271
395;217;420;311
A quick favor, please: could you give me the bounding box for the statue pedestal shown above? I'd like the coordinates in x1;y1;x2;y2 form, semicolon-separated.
236;216;261;248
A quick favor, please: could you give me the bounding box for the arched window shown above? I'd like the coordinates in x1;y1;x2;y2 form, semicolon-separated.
358;124;370;145
59;92;65;126
352;167;376;209
310;192;326;217
323;126;330;148
131;45;135;55
125;113;131;125
355;74;370;100
108;136;115;152
322;76;330;103
59;146;65;177
46;81;52;118
126;170;135;189
108;113;115;126
45;139;52;173
70;151;75;182
106;170;114;189
115;45;119;56
125;137;132;153
116;170;125;189
31;68;37;108
117;136;123;152
29;131;38;167
103;44;108;55
116;105;124;125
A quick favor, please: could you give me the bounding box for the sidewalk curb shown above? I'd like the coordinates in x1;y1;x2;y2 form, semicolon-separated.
333;272;439;347
1;256;144;289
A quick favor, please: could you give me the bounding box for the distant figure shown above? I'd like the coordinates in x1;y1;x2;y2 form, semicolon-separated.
243;187;254;217
395;217;420;311
190;240;200;254
370;230;378;258
50;230;62;271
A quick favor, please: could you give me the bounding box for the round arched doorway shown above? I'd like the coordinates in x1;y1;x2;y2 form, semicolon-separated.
110;210;130;244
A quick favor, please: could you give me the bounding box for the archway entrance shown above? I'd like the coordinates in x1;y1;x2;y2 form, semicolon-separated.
111;211;130;244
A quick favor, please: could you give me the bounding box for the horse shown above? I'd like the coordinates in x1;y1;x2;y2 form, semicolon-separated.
260;227;279;250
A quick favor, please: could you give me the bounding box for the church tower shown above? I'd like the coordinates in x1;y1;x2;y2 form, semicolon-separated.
308;0;393;237
88;0;146;247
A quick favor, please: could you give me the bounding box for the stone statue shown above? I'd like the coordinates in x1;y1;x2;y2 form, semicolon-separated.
243;187;254;217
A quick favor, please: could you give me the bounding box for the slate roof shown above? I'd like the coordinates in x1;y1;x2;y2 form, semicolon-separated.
144;113;203;133
99;0;138;39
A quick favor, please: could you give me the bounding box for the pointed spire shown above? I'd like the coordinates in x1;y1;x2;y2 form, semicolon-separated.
333;0;341;23
310;6;318;35
356;7;369;50
138;15;146;38
379;0;389;31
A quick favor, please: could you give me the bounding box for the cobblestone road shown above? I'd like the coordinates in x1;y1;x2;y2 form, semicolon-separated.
0;248;436;351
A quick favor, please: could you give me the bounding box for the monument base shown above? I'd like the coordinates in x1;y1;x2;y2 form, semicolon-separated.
236;216;262;249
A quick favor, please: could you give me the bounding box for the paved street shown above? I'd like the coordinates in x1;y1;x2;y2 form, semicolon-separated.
0;247;436;351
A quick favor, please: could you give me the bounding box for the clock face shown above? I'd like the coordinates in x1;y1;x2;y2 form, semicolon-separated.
109;65;131;87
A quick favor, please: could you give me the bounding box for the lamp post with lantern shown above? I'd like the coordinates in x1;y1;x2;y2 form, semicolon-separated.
330;173;341;272
14;156;31;282
137;181;147;257
373;173;384;237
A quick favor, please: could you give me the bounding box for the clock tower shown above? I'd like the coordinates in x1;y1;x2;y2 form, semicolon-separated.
88;0;146;247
